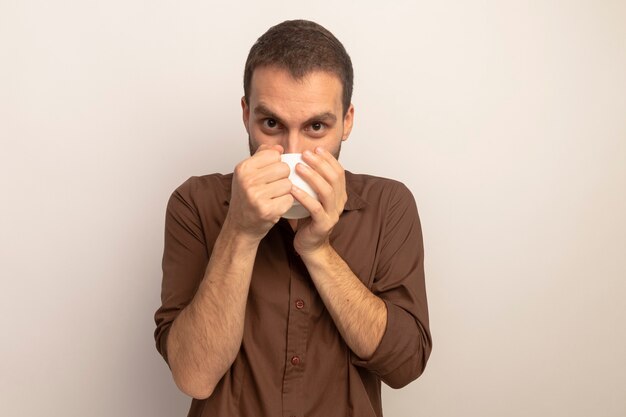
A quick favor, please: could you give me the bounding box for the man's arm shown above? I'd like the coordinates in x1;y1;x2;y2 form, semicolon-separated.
166;220;258;399
291;147;431;387
291;147;386;358
299;245;386;359
160;145;293;399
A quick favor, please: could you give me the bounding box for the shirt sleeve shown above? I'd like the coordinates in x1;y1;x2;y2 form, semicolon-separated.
351;181;432;388
153;177;209;368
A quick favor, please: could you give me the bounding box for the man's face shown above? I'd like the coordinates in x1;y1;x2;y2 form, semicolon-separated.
242;66;354;158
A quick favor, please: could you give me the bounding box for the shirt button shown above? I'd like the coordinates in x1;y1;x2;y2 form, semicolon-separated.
295;299;305;309
291;356;301;366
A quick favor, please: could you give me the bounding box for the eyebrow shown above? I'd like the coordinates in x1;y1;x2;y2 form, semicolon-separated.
254;103;337;125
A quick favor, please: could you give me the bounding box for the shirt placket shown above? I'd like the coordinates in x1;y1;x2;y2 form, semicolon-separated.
282;236;311;417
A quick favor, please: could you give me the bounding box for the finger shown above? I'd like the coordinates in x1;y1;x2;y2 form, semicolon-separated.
254;143;284;157
255;143;272;153
255;143;283;153
253;193;294;222
302;147;347;212
271;193;295;216
246;180;292;219
249;147;283;169
291;184;326;222
301;148;342;188
259;178;293;200
295;162;334;208
244;179;291;215
253;160;291;184
271;144;284;154
314;146;344;174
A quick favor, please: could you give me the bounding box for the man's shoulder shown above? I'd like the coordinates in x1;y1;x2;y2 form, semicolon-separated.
346;171;406;187
346;171;414;202
173;172;232;195
169;172;233;211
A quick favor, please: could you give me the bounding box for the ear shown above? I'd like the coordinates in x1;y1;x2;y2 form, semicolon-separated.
241;96;250;133
341;103;354;141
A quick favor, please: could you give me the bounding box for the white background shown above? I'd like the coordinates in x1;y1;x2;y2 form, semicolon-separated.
1;1;625;416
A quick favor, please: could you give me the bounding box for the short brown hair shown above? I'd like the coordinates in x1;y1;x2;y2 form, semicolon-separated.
243;20;354;116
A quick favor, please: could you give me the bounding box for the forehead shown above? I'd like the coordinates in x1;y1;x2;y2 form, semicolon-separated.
249;66;343;116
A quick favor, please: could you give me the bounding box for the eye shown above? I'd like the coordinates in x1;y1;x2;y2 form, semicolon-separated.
311;122;324;131
306;122;326;134
263;118;279;129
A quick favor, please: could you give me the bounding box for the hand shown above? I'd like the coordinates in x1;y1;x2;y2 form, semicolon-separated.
225;144;293;241
291;147;347;256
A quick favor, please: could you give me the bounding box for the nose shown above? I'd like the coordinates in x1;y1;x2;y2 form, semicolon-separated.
282;130;303;154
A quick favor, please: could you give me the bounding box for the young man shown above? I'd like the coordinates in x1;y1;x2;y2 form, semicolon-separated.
154;19;432;417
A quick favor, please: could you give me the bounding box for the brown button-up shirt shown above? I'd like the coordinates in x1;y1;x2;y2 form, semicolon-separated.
154;171;432;417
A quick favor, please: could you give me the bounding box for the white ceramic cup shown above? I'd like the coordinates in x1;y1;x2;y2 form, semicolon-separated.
281;153;319;219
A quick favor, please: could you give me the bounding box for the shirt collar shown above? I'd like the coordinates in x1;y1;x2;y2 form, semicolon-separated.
221;170;368;211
